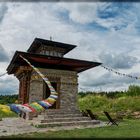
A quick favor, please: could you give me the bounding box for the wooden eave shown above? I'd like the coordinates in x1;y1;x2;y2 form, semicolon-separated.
6;51;101;74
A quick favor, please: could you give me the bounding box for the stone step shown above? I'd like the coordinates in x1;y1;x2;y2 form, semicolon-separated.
34;120;100;128
43;113;83;119
40;116;91;123
42;112;82;116
42;109;81;115
44;109;80;112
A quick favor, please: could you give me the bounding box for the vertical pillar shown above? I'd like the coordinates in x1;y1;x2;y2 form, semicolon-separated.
15;66;32;104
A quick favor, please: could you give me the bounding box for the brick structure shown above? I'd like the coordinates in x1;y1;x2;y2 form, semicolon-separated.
6;38;101;112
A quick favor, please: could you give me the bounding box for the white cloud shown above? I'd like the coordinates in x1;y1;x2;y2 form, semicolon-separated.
0;2;140;94
55;2;137;31
0;75;18;95
0;3;8;24
79;66;140;92
0;44;9;62
99;52;138;69
55;2;98;24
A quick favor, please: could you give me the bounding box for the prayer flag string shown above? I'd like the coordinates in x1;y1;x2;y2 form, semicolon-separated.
0;72;7;77
5;55;59;115
101;65;140;80
19;55;57;95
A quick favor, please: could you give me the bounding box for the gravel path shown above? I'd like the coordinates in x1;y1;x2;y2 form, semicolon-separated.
0;117;106;137
0;118;38;136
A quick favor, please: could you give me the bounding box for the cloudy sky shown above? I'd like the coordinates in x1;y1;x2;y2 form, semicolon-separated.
0;1;140;95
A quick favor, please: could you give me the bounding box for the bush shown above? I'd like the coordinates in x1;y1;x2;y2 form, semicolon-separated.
77;85;140;119
78;94;109;113
127;85;140;96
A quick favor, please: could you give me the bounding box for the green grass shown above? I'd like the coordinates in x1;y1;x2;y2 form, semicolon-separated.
0;112;17;119
3;119;140;138
0;110;17;119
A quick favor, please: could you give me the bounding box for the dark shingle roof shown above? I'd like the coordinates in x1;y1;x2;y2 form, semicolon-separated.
27;38;77;55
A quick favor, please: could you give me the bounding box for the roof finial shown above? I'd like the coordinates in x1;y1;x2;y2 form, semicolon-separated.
50;36;52;41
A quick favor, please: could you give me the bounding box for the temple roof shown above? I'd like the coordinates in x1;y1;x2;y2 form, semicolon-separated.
6;51;101;74
27;38;77;55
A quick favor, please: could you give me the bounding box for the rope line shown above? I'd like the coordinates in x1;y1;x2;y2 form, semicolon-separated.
0;72;7;77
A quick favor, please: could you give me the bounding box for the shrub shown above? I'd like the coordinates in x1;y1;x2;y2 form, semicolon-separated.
77;85;140;119
78;94;109;113
127;85;140;96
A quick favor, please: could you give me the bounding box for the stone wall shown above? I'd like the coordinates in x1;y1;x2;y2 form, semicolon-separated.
29;80;43;103
28;68;78;111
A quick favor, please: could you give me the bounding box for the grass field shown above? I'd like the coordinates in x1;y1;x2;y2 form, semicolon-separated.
3;119;140;138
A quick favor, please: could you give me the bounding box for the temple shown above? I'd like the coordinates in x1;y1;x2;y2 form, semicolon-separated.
7;38;101;112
